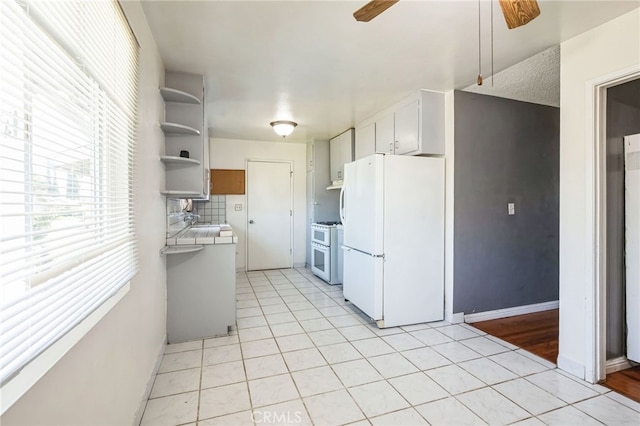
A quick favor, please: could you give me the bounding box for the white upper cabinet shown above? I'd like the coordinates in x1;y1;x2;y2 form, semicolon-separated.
355;122;375;160
374;114;394;155
361;89;444;157
329;129;354;184
394;99;419;155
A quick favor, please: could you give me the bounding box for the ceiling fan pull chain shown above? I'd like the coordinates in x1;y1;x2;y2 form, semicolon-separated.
477;0;483;85
491;0;494;87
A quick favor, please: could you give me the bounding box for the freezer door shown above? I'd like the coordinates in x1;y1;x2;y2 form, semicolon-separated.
342;247;383;321
342;154;384;255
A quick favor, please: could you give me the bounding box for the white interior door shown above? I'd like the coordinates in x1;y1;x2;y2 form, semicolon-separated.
247;160;292;271
625;134;640;362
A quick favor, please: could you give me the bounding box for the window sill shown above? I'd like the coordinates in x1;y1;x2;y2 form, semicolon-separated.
0;283;130;415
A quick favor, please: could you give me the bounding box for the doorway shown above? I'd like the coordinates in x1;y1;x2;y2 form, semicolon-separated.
591;75;640;398
605;81;640;370
246;160;293;271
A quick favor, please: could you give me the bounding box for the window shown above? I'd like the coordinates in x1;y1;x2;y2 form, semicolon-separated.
0;0;139;394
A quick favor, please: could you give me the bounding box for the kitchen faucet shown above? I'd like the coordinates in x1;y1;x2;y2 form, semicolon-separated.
183;213;200;225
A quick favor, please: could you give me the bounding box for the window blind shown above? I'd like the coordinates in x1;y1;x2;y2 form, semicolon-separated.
0;0;139;386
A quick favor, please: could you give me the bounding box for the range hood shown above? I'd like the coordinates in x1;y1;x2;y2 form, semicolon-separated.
326;180;343;190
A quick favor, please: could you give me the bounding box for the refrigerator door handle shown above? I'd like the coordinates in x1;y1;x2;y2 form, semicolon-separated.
339;184;346;224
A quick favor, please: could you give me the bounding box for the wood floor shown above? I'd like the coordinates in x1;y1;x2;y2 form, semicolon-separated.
469;308;640;403
471;309;559;363
603;366;640;402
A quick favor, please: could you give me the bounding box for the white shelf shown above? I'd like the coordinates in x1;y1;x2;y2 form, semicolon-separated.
160;156;201;165
160;190;202;197
161;122;200;136
160;245;204;255
160;87;201;104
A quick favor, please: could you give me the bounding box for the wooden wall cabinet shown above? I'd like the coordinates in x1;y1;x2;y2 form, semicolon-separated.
210;169;245;194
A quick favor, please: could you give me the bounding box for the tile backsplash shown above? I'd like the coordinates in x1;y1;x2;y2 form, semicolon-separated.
193;195;226;224
166;198;188;238
165;196;227;239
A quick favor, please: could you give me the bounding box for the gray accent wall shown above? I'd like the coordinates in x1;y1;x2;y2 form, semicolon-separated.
453;91;559;314
605;79;640;359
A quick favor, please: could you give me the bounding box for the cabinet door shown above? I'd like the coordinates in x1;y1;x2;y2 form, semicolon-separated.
394;99;419;155
329;136;341;182
338;130;354;180
306;141;314;172
375;114;395;154
355;123;375;160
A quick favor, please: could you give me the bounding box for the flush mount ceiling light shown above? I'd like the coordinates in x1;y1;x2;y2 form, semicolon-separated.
270;120;297;138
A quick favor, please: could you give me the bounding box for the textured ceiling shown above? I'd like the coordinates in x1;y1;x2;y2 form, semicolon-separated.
463;45;560;107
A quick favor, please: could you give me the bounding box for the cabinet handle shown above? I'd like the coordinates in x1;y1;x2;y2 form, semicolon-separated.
395;141;399;150
389;142;393;153
249;220;254;224
338;171;342;179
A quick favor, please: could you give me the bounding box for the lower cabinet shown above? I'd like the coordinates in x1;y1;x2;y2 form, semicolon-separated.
166;243;236;342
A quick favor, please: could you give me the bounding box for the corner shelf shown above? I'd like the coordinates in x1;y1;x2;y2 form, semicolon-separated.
160;156;201;165
160;190;202;197
160;87;201;105
160;245;204;255
161;122;200;136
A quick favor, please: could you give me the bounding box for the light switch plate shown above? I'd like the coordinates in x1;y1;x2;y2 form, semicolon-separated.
508;202;516;215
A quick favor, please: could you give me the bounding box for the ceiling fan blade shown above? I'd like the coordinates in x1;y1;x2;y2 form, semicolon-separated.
499;0;541;29
353;0;399;22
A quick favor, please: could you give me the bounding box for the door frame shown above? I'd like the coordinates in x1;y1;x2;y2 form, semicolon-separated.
586;65;640;383
245;158;294;271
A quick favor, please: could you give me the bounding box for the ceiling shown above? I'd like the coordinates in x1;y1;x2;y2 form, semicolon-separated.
140;0;639;143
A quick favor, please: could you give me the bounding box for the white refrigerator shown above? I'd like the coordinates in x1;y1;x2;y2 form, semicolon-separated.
339;153;445;328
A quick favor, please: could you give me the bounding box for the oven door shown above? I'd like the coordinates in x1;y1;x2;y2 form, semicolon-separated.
311;225;330;246
310;242;331;282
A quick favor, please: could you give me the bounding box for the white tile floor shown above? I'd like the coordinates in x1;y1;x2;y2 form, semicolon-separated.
140;268;640;425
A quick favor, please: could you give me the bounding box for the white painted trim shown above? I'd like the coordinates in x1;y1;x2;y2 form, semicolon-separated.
606;356;632;375
584;64;640;384
449;312;464;324
132;335;166;426
464;300;559;323
0;283;130;415
443;90;456;323
557;354;586;381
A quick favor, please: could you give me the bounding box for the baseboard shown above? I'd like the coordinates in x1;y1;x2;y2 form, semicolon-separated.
293;262;306;269
606;356;632;374
132;334;166;426
557;354;586;381
446;312;464;324
464;300;559;323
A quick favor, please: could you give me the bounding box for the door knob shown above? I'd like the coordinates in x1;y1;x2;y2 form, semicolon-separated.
249;220;254;224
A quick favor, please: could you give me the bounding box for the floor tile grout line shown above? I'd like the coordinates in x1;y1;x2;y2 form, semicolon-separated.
147;268;640;425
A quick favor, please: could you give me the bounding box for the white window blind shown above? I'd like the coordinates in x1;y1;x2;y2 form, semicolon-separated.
0;0;139;386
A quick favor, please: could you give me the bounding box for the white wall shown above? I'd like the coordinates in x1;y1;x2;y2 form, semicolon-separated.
0;2;167;424
558;8;640;380
210;138;307;271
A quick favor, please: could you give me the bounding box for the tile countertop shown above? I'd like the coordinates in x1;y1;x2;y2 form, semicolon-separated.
167;224;238;246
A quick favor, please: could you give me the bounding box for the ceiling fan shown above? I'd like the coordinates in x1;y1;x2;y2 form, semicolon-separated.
353;0;541;29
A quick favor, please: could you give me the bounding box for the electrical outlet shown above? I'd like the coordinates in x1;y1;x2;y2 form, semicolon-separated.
235;204;242;211
508;202;516;215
